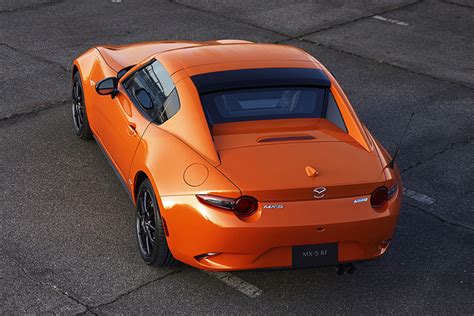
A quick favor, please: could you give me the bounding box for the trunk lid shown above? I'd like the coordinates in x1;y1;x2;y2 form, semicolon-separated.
213;119;385;201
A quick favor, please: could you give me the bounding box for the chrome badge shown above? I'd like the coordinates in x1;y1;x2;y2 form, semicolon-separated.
353;197;369;204
313;187;326;199
263;204;284;209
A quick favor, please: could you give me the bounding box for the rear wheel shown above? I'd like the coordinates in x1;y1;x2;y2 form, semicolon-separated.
72;72;92;140
136;179;175;266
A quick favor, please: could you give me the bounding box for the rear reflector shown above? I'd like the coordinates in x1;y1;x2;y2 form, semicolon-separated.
195;252;221;261
161;217;169;237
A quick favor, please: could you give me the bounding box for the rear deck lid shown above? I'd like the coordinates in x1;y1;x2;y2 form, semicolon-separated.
214;119;385;201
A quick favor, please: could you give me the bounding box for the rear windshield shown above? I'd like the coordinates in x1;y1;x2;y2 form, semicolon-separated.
201;87;326;125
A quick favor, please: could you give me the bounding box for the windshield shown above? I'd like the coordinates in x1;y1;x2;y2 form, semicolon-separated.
201;87;327;125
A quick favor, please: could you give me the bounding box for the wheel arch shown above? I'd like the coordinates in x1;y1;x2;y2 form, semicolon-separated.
72;64;79;79
133;170;150;203
131;168;164;208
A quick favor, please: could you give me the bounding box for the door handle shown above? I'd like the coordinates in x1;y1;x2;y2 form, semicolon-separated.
128;122;137;136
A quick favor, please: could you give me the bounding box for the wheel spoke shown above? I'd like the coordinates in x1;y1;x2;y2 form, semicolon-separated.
77;110;83;125
145;226;155;244
73;84;78;100
144;232;151;254
72;80;85;131
137;188;159;257
146;223;156;231
142;191;148;215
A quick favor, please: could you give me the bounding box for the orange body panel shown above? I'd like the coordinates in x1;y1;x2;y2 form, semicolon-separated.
73;40;401;271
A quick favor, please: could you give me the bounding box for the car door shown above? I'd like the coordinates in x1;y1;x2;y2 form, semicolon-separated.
97;60;178;183
94;74;150;184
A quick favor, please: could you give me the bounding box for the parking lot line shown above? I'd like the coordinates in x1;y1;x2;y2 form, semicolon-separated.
403;187;436;205
203;271;263;298
372;15;410;26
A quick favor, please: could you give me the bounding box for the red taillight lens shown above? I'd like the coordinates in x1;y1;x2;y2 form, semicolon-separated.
196;194;258;217
234;196;258;216
370;186;388;208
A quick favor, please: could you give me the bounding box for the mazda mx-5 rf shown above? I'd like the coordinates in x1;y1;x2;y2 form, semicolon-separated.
71;40;401;272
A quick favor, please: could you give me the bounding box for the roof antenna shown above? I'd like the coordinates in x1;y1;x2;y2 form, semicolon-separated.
385;112;415;170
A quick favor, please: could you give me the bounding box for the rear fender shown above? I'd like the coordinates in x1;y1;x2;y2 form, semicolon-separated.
129;124;241;203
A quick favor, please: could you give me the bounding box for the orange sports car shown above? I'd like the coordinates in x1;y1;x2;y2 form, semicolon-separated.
72;40;401;273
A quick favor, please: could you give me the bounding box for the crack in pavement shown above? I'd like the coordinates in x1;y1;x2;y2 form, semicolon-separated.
171;0;422;42
1;252;90;314
0;42;69;73
2;250;186;314
442;0;474;9
1;0;468;125
88;268;186;312
0;99;69;126
0;0;66;14
169;0;289;38
279;0;422;41
298;38;474;90
403;201;474;232
400;137;473;174
169;0;473;91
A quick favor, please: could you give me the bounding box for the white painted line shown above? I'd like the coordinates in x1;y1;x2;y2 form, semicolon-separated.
403;187;436;205
203;271;263;298
372;15;409;26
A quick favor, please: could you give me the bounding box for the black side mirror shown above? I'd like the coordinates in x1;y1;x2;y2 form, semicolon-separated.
136;89;153;109
96;77;118;98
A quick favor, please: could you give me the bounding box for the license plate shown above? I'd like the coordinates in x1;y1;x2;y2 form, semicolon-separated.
292;243;338;268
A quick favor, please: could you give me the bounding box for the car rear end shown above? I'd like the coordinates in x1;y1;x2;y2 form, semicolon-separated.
160;62;401;271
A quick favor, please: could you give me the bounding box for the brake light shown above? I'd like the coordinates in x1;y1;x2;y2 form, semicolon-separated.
196;194;258;217
370;186;388;208
234;196;259;216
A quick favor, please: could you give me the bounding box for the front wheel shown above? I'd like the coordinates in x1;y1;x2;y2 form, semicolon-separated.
136;179;175;266
72;72;92;140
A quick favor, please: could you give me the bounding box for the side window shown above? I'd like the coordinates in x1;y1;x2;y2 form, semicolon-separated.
160;89;180;122
326;92;348;133
125;61;180;123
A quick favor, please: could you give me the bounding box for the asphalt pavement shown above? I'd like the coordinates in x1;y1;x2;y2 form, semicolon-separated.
1;0;473;314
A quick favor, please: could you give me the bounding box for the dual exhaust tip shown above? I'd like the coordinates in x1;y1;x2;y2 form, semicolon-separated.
334;263;356;275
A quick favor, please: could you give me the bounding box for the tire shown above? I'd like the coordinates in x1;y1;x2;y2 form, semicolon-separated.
135;179;175;266
72;72;92;140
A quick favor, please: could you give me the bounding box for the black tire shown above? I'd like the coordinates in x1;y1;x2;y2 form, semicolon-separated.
135;179;175;266
72;72;93;140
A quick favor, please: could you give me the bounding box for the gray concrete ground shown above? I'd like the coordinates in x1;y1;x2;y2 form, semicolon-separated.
1;0;473;314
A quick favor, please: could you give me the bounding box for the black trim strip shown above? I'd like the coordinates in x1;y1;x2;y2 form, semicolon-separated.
258;135;315;143
93;135;134;202
191;68;331;94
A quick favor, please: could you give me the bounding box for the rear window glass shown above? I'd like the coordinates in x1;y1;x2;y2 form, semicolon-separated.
201;87;326;125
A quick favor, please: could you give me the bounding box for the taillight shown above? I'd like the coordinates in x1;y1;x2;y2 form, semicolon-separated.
234;196;259;216
370;186;388;208
196;194;258;217
196;195;234;210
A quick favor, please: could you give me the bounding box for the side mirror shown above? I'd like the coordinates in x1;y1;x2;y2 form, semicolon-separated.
136;89;153;109
96;77;118;98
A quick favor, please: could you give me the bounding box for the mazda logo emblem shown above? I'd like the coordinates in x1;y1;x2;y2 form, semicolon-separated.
313;187;326;199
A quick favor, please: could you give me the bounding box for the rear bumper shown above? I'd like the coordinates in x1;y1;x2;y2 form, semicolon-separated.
159;190;401;271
